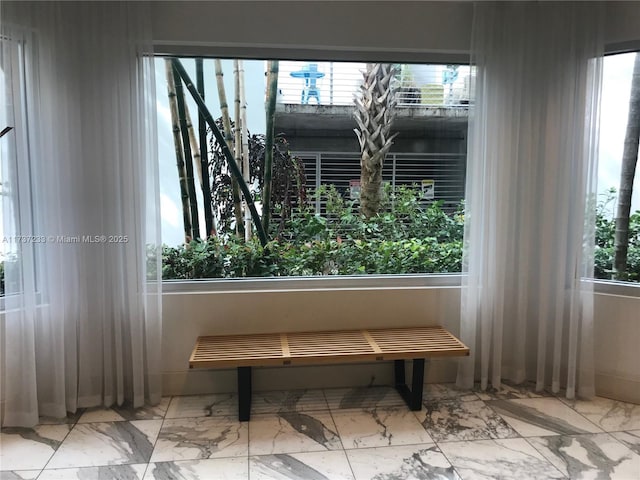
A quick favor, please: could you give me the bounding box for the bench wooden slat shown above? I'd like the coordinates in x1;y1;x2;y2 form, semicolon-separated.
190;325;470;422
189;326;469;369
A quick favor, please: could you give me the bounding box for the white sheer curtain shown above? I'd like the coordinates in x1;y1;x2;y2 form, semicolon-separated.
457;2;603;399
1;1;162;427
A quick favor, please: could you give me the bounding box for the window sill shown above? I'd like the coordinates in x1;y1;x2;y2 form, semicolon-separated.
160;275;640;298
591;279;640;298
161;273;463;294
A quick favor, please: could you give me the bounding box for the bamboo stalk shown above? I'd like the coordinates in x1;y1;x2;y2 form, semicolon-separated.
183;100;202;190
173;66;201;240
234;60;242;162
215;59;244;237
234;60;250;242
214;59;233;147
172;59;268;247
262;60;279;234
196;59;215;237
165;59;192;243
239;59;252;240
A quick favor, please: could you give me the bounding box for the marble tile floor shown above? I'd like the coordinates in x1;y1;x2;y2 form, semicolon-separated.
1;383;639;480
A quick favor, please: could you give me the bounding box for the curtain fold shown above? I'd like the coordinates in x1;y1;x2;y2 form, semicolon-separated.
1;1;162;427
457;2;603;399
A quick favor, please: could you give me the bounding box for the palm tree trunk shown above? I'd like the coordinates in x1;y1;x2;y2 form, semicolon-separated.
354;63;398;218
196;58;215;238
239;60;252;240
165;59;192;243
172;59;269;247
614;53;640;279
214;59;244;237
173;66;201;240
262;60;279;233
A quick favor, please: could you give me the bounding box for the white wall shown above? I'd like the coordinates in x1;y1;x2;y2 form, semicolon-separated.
162;285;462;395
151;1;473;62
1;284;635;420
605;1;640;52
593;291;640;404
151;1;640;59
161;283;640;404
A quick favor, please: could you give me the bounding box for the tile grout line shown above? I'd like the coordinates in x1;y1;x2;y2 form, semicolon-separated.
142;397;171;480
18;387;638;479
480;397;526;442
246;409;251;480
432;434;468;480
519;435;571;479
424;400;569;480
493;393;616;435
479;391;628;479
36;402;170;478
36;409;81;474
557;397;620;434
321;388;359;480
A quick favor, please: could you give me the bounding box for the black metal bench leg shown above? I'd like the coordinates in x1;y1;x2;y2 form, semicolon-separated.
237;366;252;421
394;359;426;411
410;359;425;410
394;359;405;387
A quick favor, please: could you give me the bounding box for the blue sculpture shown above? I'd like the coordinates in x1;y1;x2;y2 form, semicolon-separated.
290;63;325;104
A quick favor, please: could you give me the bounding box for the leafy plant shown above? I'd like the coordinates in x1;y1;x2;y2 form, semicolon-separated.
161;185;465;280
594;189;640;281
157;183;640;283
3;188;637;298
209;120;306;237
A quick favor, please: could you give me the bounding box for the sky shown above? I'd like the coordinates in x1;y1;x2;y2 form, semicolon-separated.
598;52;640;217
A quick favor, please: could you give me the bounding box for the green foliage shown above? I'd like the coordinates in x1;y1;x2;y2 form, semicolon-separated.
209;119;306;236
161;236;279;279
157;183;640;283
161;185;464;280
594;210;640;281
2;188;637;296
593;188;640;281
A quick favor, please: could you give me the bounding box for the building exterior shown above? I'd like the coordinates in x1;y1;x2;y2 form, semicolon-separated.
276;62;469;210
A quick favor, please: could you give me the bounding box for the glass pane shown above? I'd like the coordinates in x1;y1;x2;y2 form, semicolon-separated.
596;52;640;283
157;58;471;280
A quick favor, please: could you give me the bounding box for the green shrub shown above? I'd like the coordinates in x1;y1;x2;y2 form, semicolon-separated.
157;185;640;282
160;186;465;280
2;188;637;293
594;190;640;281
594;246;640;282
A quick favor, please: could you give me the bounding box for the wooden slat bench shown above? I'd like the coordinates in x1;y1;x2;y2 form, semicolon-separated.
189;325;469;421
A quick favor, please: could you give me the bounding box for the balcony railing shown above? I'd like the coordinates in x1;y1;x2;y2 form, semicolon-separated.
294;150;466;214
277;61;472;108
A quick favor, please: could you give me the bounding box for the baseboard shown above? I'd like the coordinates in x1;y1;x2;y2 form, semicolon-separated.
162;358;459;396
595;373;640;404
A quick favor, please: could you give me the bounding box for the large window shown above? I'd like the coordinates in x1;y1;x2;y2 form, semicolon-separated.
157;58;470;280
595;52;640;283
1;33;32;297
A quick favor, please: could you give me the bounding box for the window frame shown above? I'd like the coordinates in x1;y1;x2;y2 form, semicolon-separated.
155;53;470;285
